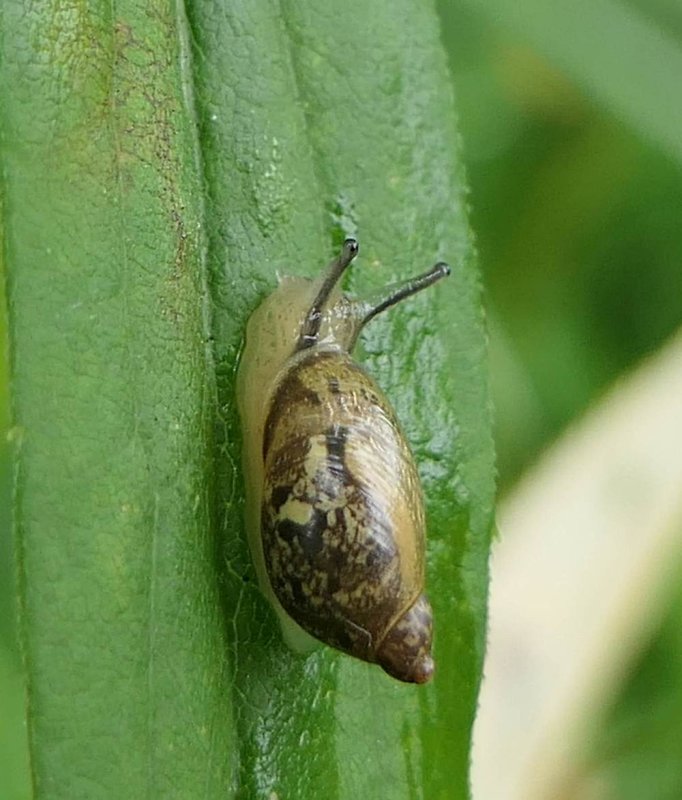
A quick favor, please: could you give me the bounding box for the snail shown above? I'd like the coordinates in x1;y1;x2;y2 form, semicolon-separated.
236;238;449;684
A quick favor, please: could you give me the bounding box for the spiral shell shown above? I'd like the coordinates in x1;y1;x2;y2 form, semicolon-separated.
237;239;449;683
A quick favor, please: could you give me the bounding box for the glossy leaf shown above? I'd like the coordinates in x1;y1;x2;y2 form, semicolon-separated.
1;1;495;798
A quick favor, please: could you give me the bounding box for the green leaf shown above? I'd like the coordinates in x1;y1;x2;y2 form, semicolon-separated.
1;2;233;796
0;253;30;799
1;1;495;798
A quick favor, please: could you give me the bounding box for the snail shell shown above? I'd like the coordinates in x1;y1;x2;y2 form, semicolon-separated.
237;239;449;684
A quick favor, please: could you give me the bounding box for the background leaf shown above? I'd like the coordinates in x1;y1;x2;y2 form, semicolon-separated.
440;2;682;797
461;0;682;165
0;1;494;799
473;329;682;798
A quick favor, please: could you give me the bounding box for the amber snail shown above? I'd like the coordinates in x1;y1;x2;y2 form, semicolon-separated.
237;238;449;684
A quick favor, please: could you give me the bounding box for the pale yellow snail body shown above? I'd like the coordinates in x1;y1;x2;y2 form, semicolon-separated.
236;239;449;683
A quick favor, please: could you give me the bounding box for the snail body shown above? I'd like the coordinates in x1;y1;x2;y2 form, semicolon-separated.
237;239;449;683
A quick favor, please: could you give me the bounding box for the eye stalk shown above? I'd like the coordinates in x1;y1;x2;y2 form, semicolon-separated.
358;260;451;329
297;239;450;353
297;238;360;351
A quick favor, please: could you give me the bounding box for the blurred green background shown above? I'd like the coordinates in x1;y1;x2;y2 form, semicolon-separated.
2;0;681;797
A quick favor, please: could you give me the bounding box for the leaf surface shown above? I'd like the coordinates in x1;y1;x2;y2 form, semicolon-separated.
1;1;495;798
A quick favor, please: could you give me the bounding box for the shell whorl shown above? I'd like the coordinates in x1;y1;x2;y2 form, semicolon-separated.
376;594;434;683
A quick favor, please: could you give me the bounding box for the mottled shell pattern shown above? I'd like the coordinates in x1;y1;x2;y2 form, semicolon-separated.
236;239;449;684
